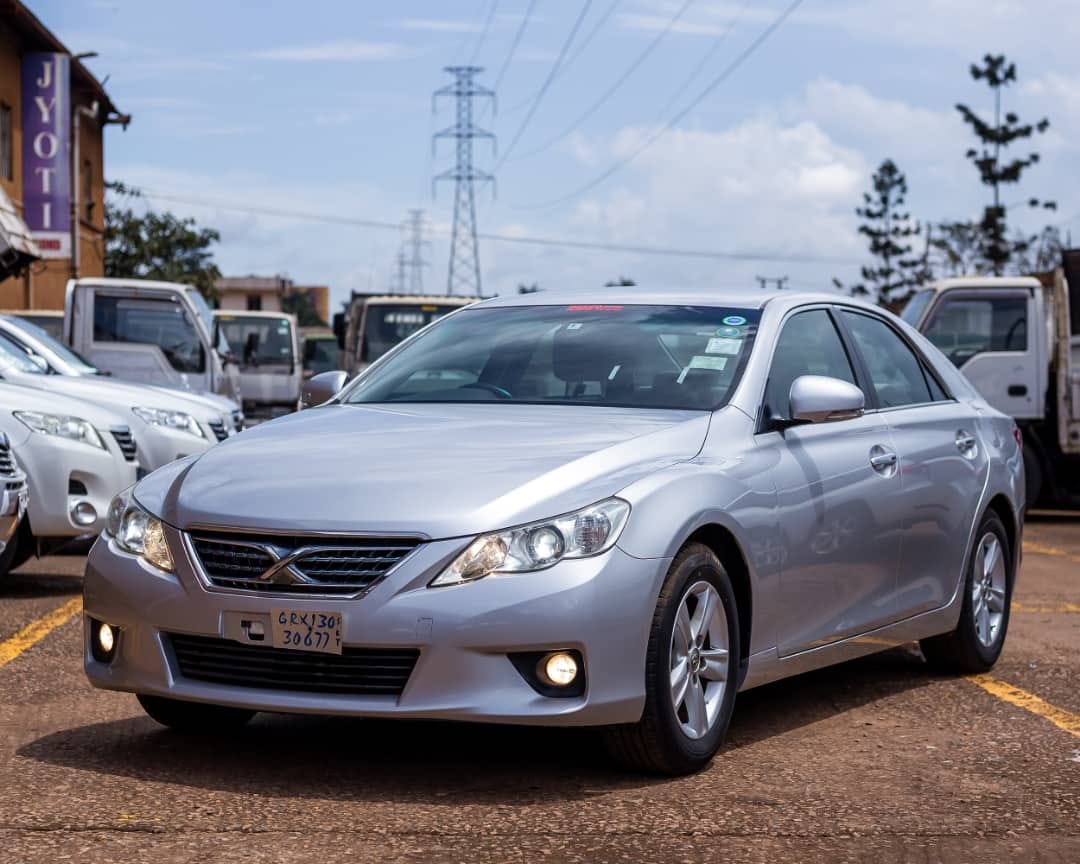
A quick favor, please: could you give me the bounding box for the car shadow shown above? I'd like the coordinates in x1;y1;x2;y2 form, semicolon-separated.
18;646;934;800
1;569;82;598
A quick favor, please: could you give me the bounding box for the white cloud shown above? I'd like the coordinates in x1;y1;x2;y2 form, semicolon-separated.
249;40;410;62
393;18;481;33
314;110;353;127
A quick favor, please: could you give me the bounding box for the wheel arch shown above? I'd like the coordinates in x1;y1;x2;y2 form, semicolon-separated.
681;523;753;686
984;492;1019;583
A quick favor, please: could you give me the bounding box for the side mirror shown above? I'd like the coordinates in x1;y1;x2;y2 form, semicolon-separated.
300;370;347;409
789;375;865;424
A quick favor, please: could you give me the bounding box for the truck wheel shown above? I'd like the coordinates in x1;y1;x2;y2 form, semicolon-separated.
1022;444;1043;508
920;511;1012;674
137;694;256;732
602;543;740;775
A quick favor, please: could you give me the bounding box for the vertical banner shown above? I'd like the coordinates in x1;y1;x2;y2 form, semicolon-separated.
21;52;71;259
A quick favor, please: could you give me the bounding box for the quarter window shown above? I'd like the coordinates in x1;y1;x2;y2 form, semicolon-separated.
94;295;206;374
922;295;1027;368
764;310;856;421
841;311;932;408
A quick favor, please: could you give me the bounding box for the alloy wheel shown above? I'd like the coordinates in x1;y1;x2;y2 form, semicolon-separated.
669;579;729;740
971;532;1007;648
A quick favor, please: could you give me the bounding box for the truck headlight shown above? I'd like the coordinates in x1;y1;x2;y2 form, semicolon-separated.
105;488;174;572
132;407;206;439
13;411;106;450
430;497;630;587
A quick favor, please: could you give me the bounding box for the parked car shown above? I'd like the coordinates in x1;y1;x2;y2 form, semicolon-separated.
84;289;1023;774
0;431;29;580
2;380;137;569
0;313;245;433
5;309;63;340
0;332;232;470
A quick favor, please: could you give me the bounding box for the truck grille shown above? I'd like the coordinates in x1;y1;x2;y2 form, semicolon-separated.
207;418;229;442
189;533;421;595
110;426;137;461
168;633;419;696
0;436;15;476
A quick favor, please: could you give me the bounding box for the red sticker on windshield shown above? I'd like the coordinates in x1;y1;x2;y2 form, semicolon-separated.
566;305;624;312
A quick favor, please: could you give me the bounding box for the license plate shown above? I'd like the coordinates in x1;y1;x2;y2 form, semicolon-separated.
270;609;342;655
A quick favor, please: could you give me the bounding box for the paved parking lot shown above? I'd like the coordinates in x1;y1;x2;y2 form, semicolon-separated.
1;515;1077;864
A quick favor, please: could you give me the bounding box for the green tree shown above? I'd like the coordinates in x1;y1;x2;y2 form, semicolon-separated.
956;54;1055;273
604;276;636;286
517;283;541;294
281;289;325;326
851;159;924;303
104;181;222;301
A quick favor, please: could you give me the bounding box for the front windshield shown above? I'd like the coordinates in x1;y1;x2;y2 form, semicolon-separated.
304;336;339;375
216;315;295;367
0;333;47;374
345;304;759;411
363;303;463;363
901;289;935;326
4;316;98;373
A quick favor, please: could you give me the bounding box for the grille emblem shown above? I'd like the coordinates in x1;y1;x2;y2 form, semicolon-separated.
254;544;318;585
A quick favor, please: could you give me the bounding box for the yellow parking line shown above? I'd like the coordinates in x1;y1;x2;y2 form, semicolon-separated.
1013;601;1080;614
967;674;1080;738
0;597;82;669
1024;541;1080;565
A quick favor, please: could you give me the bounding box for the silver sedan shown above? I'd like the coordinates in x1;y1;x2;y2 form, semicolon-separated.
83;289;1023;774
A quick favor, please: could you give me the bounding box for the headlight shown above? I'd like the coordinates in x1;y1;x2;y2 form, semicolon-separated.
431;497;630;587
13;411;106;450
132;406;205;439
105;487;174;572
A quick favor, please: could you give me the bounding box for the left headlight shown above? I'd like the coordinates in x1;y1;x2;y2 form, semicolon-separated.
105;487;174;572
431;497;630;588
132;406;206;439
13;411;106;450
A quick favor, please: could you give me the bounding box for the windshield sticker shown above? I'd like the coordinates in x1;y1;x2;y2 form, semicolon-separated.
608;364;621;381
722;315;747;326
706;337;742;355
566;322;583;330
566;304;624;312
677;355;728;383
716;326;742;337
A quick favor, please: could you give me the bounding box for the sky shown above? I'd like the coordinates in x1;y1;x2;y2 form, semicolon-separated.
28;0;1080;315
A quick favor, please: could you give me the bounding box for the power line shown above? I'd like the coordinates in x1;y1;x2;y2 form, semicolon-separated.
496;0;595;169
502;0;623;114
469;0;500;63
137;186;861;265
491;0;539;94
513;0;696;161
511;0;807;210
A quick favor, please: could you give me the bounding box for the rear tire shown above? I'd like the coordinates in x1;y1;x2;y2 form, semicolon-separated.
137;694;256;732
603;543;740;775
920;512;1012;674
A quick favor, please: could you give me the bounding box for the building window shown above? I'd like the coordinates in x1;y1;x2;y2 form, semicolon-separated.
81;159;94;222
246;294;262;311
0;104;12;182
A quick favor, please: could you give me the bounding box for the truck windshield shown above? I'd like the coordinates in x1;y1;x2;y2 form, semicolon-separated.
217;316;295;368
304;336;339;375
901;289;935;326
363;304;462;363
345;304;759;411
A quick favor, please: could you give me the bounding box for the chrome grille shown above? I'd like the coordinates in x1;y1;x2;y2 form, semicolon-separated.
0;437;14;476
110;426;137;462
207;418;229;442
189;532;421;595
168;633;418;696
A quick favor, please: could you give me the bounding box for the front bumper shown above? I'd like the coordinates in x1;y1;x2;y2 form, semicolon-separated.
0;472;28;553
83;526;669;726
133;422;216;472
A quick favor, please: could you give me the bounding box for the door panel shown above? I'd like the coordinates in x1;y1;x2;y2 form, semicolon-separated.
885;403;989;616
764;416;903;657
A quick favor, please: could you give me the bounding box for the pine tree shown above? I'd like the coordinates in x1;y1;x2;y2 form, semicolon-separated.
956;54;1055;274
851;159;924;304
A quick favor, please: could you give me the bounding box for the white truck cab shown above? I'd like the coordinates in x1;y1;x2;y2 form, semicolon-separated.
64;278;242;405
213;310;301;421
905;264;1080;505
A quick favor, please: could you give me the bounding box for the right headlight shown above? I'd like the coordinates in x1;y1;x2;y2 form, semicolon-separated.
105;487;174;572
430;497;630;587
13;411;106;450
132;406;206;439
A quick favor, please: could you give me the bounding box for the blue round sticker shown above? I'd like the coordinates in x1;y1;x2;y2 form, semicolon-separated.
716;326;741;337
722;315;747;326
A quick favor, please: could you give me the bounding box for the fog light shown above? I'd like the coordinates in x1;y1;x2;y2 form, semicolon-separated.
540;651;579;687
90;619;118;663
70;501;97;527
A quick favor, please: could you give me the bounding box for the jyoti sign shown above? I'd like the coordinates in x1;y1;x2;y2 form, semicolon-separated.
21;52;71;259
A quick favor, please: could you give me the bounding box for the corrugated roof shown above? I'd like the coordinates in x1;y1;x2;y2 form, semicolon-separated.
0;184;40;279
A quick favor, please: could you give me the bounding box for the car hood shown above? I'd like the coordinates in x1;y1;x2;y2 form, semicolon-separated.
0;381;129;444
139;403;711;538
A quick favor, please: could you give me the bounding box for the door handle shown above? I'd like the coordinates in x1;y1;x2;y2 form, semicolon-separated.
869;449;898;473
955;431;978;453
1007;384;1027;397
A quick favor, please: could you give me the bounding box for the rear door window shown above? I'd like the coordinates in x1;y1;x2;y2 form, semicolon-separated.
840;311;932;409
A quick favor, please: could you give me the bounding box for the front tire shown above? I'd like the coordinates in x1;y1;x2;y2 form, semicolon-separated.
603;543;740;775
137;694;256;732
920;511;1012;674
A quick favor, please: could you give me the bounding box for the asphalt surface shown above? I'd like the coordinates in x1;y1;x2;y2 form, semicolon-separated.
1;515;1077;863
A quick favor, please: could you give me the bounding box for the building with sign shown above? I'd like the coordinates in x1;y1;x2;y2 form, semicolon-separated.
0;0;128;309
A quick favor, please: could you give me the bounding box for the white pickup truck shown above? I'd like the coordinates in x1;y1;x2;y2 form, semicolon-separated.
902;254;1080;506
